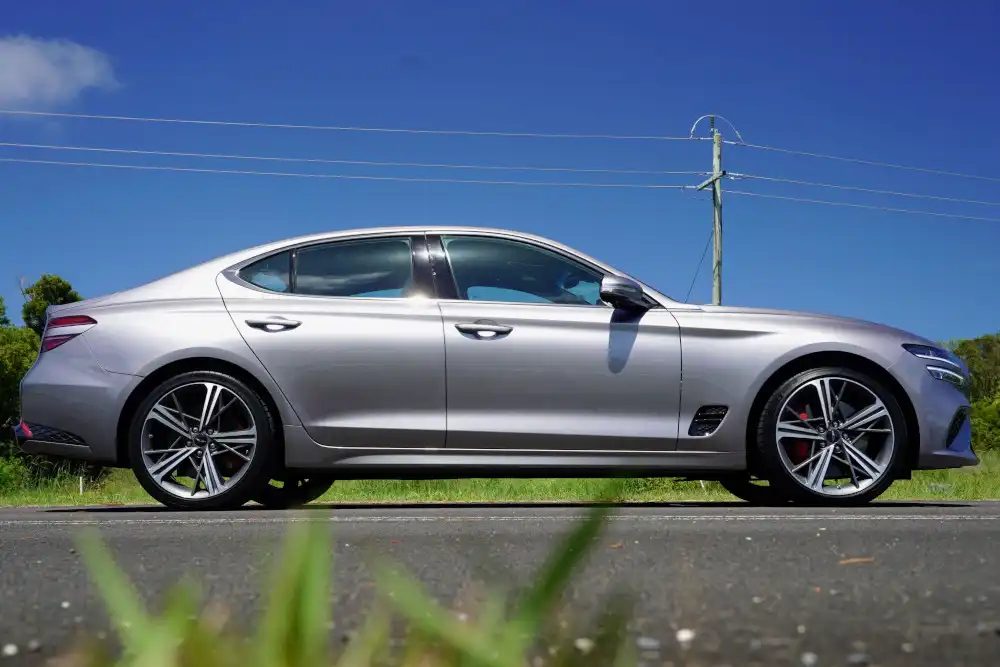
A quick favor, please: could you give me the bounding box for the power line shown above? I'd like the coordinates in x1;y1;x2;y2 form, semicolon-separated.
727;189;1000;223
0;141;705;177
729;141;1000;183
0;109;705;142
0;156;699;189
730;173;1000;207
684;230;714;302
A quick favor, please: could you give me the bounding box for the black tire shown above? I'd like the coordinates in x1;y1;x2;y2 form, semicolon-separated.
254;474;336;509
718;474;789;506
753;366;908;506
128;370;277;511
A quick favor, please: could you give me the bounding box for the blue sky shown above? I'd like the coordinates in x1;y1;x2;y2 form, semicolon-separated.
1;0;999;341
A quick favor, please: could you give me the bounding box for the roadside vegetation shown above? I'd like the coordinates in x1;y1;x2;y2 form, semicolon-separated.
1;274;999;504
59;489;646;667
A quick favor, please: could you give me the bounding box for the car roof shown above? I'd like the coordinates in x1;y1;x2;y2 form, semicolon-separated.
248;225;546;248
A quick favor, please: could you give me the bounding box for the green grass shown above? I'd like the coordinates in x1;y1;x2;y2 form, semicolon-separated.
3;449;999;507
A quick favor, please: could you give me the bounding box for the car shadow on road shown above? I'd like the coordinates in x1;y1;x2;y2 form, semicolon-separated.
41;499;979;513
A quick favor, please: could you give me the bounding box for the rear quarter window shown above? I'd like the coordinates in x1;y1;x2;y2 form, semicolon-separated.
239;251;292;292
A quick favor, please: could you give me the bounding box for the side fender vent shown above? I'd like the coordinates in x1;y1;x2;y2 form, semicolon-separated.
688;405;729;436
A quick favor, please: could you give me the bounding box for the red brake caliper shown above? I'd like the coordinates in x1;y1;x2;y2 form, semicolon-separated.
789;411;811;464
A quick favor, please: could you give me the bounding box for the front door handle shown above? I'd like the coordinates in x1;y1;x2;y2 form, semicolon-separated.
455;321;513;338
245;317;302;332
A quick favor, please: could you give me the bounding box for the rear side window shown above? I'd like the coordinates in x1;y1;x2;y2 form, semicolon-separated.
240;251;291;292
294;238;415;298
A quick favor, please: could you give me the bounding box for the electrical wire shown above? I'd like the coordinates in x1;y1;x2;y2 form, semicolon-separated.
0;141;706;177
684;230;714;302
727;189;1000;223
728;141;1000;183
0;109;706;142
0;156;698;189
729;173;1000;207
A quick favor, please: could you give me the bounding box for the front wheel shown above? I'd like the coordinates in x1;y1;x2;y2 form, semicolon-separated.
753;366;907;506
128;371;276;511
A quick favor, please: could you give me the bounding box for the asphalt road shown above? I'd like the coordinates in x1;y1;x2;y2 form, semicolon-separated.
2;502;1000;666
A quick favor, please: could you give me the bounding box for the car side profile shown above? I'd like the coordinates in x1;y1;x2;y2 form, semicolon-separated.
14;226;977;509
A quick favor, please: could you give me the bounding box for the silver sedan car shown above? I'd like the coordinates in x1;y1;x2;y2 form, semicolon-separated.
14;226;976;509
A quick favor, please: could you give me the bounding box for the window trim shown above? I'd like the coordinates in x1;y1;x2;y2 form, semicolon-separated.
429;233;660;309
226;232;434;301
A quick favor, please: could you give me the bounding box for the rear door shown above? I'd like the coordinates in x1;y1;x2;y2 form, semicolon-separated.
217;233;446;449
430;233;683;452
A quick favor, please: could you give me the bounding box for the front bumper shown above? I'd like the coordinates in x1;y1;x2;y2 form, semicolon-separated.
896;352;979;470
915;405;978;470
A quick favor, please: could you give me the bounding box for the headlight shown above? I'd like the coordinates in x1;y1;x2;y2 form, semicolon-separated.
903;344;969;394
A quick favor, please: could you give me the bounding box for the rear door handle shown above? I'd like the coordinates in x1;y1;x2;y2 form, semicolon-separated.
245;317;302;332
455;321;513;337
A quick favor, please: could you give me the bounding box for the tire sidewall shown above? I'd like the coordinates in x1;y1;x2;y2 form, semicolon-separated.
128;370;276;510
254;475;336;510
756;366;908;505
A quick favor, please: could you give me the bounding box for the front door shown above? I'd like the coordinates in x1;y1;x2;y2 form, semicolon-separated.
218;234;446;449
433;234;682;452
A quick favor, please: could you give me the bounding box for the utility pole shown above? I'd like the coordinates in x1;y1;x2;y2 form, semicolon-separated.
695;116;725;305
711;120;723;305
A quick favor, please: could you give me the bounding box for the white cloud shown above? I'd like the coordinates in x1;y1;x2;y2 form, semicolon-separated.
0;35;118;109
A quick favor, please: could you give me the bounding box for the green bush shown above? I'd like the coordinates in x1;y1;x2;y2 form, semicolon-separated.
972;395;1000;451
0;454;31;493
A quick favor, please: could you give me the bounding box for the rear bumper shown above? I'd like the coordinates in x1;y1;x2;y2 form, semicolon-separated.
17;335;141;465
13;419;97;460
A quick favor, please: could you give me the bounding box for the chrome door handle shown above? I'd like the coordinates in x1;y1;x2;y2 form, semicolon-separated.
245;317;302;332
455;321;513;337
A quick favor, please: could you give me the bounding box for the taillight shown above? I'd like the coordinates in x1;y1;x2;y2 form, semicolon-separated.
47;315;98;328
40;315;97;353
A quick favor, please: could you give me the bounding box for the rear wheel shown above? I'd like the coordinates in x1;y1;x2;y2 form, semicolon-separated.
754;366;906;506
128;371;276;511
254;474;336;509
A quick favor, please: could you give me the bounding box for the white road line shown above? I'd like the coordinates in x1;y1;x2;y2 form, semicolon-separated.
0;513;996;527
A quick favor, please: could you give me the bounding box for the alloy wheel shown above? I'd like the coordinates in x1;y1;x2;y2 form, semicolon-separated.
140;381;258;500
774;376;895;497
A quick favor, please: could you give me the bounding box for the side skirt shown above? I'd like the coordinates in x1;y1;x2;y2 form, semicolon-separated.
284;425;746;480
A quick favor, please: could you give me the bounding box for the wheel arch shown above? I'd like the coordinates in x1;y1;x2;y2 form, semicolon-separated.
115;356;288;467
743;350;919;476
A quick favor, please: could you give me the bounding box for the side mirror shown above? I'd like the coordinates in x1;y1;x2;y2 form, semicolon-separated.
600;275;648;311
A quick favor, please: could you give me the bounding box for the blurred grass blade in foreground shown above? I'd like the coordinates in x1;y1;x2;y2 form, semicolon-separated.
75;487;629;667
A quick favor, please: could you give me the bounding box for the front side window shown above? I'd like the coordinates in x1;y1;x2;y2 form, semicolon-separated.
441;235;605;306
294;237;414;298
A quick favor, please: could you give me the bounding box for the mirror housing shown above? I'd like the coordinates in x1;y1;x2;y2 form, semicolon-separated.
600;275;648;311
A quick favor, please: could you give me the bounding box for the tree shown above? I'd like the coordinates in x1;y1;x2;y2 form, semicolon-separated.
949;333;1000;452
949;333;1000;404
0;324;39;429
21;274;82;337
971;395;1000;452
0;296;10;327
